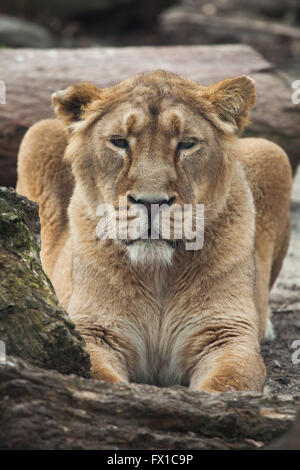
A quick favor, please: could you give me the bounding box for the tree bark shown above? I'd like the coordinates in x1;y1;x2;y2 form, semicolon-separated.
0;355;299;450
0;187;90;377
268;413;300;450
0;44;299;187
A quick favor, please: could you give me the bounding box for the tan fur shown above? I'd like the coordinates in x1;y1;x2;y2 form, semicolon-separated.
16;71;292;392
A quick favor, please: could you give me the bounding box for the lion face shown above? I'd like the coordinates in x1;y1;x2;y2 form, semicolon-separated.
53;71;255;265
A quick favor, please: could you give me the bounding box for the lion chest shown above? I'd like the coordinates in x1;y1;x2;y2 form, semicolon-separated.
122;277;192;386
125;313;186;387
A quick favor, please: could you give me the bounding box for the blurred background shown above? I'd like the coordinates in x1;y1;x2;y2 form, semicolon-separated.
0;0;299;80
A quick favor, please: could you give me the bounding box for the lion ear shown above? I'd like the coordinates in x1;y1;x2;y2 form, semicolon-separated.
52;82;101;125
201;75;256;133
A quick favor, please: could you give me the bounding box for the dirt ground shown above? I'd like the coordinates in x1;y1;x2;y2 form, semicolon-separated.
263;168;300;394
262;310;300;394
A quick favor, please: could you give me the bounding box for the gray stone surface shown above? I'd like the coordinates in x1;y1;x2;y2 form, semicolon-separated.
0;14;53;48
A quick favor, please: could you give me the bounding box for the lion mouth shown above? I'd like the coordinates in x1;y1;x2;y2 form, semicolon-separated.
121;226;182;249
122;239;181;249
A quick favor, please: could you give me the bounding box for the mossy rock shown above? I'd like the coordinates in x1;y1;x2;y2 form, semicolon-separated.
0;187;90;377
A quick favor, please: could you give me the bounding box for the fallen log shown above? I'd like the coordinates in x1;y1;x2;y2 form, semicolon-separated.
0;356;299;450
268;413;300;450
0;187;90;377
0;44;299;187
160;7;300;66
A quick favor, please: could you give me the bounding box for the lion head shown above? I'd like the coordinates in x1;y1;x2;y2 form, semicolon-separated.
52;70;255;266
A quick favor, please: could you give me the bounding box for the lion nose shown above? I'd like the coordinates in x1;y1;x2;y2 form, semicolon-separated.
127;194;176;215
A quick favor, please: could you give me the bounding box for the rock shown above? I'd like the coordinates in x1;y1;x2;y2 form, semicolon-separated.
0;187;91;377
0;44;299;188
0;355;299;450
0;14;53;48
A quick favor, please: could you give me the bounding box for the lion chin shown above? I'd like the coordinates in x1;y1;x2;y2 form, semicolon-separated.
124;239;176;268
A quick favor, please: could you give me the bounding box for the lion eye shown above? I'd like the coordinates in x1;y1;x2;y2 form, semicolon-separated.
177;141;196;151
110;137;130;149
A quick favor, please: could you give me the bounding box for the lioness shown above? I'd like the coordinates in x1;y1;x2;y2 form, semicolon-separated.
16;71;292;392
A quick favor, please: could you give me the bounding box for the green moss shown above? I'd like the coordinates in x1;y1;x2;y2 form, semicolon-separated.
0;187;91;377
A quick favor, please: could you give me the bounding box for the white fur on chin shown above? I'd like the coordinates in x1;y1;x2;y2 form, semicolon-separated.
126;240;174;268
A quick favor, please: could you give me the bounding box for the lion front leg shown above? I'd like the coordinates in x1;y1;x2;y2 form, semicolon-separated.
74;318;130;383
85;342;129;383
189;342;266;393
